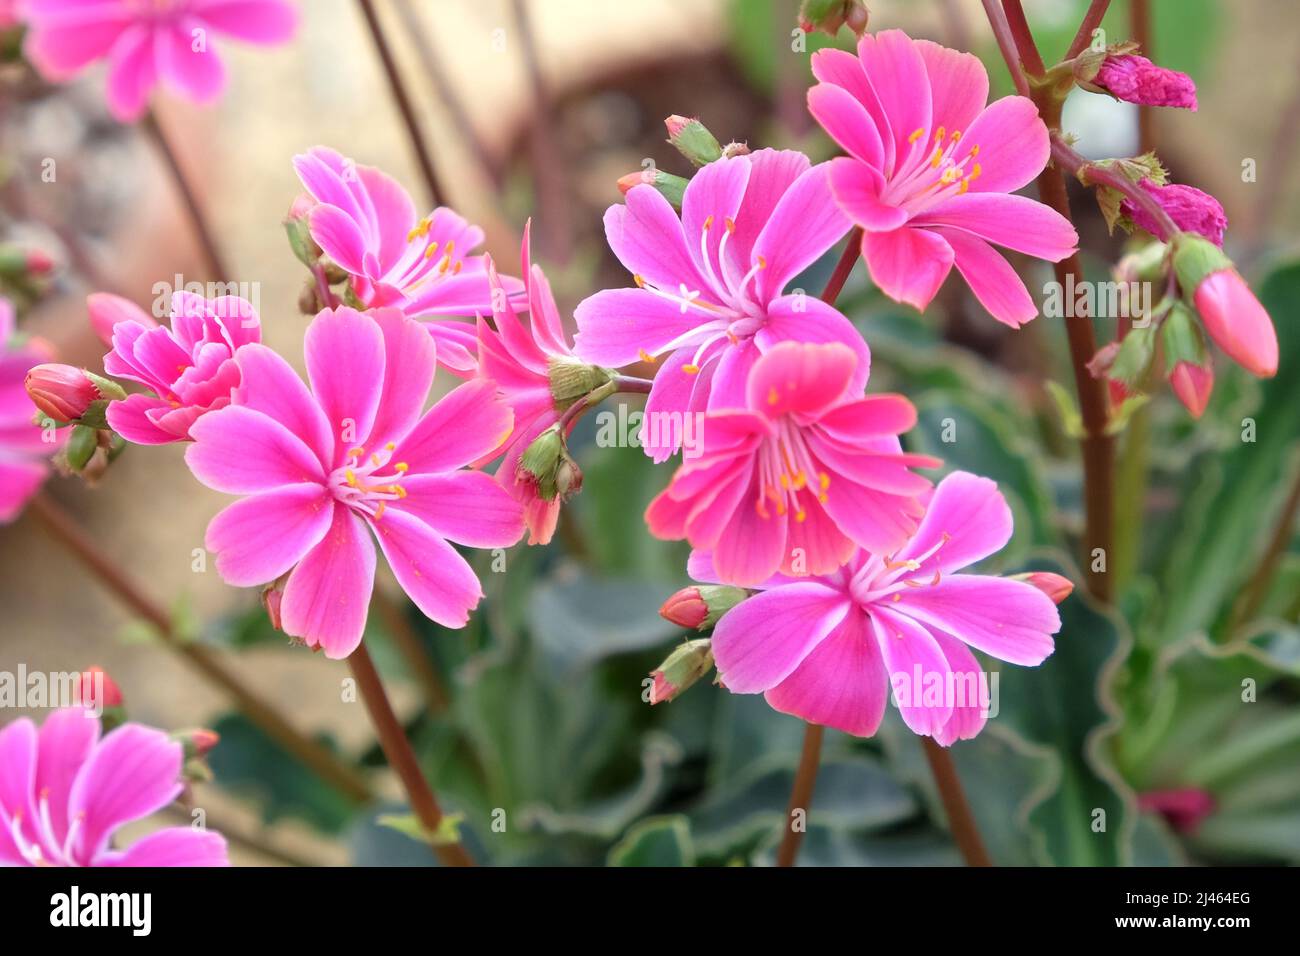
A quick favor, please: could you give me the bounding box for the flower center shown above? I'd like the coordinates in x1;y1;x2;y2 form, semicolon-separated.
392;218;466;296
849;532;952;607
329;444;408;520
881;126;982;215
752;417;830;523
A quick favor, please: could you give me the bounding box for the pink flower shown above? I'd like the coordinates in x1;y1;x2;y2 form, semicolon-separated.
0;0;18;30
293;146;523;375
1193;269;1277;378
477;225;582;545
0;298;63;523
103;291;259;444
1122;180;1226;246
1093;54;1197;110
808;29;1078;327
23;0;298;122
573;148;867;461
0;708;228;866
646;341;937;586
702;472;1061;742
185;306;525;658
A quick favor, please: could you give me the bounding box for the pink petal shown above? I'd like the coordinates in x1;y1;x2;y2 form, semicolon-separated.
280;504;376;659
422;319;480;375
783;493;857;576
682;155;751;284
759;294;871;396
186;406;325;494
895;575;1059;665
156;20;227;105
930;632;989;746
820;469;925;555
808;84;886;169
915;39;989;135
0;718;38;844
396;470;525;548
605;185;710;294
955;95;1050;195
395;379;513;474
365;308;437;450
914;193;1078;261
891;471;1012;575
194;0;298;44
307;204;370;277
765;609;889;737
828;157;907;232
206;483;333;586
728;149;811;268
712;582;851;692
371;509;483;628
712;468;789;586
745;341;858;419
106;393;184;445
23;7;129;80
811;47;895;172
107;826;229;866
36;708;102;849
857;30;932;177
573;288;707;368
861;226;954;311
232;344;334;466
87;292;156;347
930;227;1038;327
870;606;953;737
641;347;705;462
67;724;184;864
703;339;759;411
815;393;917;439
0;458;48;523
104;23;159;122
752;162;852;303
305;307;386;452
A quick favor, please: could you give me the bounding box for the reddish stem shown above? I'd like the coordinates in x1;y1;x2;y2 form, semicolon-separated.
1067;0;1113;59
776;723;824;867
922;738;993;866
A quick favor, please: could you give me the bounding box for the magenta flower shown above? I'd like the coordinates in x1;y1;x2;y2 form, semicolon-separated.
1093;54;1197;110
574;148;866;461
477;225;582;545
1;299;63;523
646;341;937;586
702;471;1061;742
1122;180;1226;246
185;306;525;658
0;708;228;866
293;146;523;375
807;29;1078;327
23;0;298;122
103;291;259;445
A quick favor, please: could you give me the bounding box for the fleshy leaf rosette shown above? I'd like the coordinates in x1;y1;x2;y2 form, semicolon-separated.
185;306;525;658
0;708;228;866
646;341;937;586
23;0;299;122
574;148;866;461
293;146;524;374
103;291;260;444
701;472;1062;743
808;29;1078;327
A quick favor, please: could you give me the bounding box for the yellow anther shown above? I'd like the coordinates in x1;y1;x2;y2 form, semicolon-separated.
374;501;387;520
453;261;463;274
818;492;828;504
969;163;982;179
892;593;901;602
345;469;357;486
638;348;657;364
682;364;700;374
703;215;714;230
958;179;970;194
767;387;779;405
793;470;807;490
795;509;807;523
779;474;790;490
347;447;365;458
724;217;736;233
406;218;431;242
395;486;407;499
633;274;646;288
394;462;409;473
818;472;830;490
756;255;767;269
437;254;452;274
935;126;946;142
423;241;440;260
969;144;980;156
950;130;962;142
908;127;925;144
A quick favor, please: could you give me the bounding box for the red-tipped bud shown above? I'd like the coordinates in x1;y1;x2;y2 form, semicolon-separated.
1169;360;1213;419
26;364;102;422
1194;269;1278;378
648;639;714;704
617;171;649;195
87;292;156;347
659;584;748;631
663;115;722;167
284;193;323;267
798;0;868;36
25;249;55;275
1015;572;1074;605
76;666;124;710
174;728;220;759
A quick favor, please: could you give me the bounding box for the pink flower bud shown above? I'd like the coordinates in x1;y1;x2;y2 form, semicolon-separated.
1194;269;1278;378
1169;360;1213;419
1016;572;1074;605
25;363;102;422
660;587;709;629
1138;788;1215;834
1122;180;1226;247
25;249;55;275
1094;54;1197;109
648;639;714;704
87;292;157;347
76;666;124;709
616;171;648;196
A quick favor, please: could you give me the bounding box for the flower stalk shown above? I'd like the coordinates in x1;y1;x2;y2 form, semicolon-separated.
142;112;232;282
775;723;824;867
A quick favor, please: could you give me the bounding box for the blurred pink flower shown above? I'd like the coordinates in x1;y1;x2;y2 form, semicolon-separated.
103;291;259;444
1122;180;1226;246
477;225;582;545
808;29;1078;327
0;708;228;866
701;472;1061;741
574;148;866;461
186;306;524;658
0;0;18;30
0;298;63;523
1094;54;1197;110
23;0;298;122
646;341;937;586
293;146;523;375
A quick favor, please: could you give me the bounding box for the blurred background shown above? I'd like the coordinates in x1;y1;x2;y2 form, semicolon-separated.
2;0;1298;866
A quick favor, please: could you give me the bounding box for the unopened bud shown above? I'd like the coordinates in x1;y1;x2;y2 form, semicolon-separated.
617;168;687;211
547;356;612;403
1014;572;1074;605
660;584;748;631
1173;236;1277;378
26;364;102;422
665;115;723;167
75;666;124;710
648;639;714;704
173;728;220;760
798;0;868;36
284;193;322;267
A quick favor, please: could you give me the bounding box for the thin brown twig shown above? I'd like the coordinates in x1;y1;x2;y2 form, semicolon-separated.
921;737;993;866
30;493;373;803
820;228;863;304
371;588;448;715
1067;0;1113;60
776;723;824;867
346;642;474;866
980;0;1031;97
142;111;231;282
356;0;445;208
1130;0;1154;152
